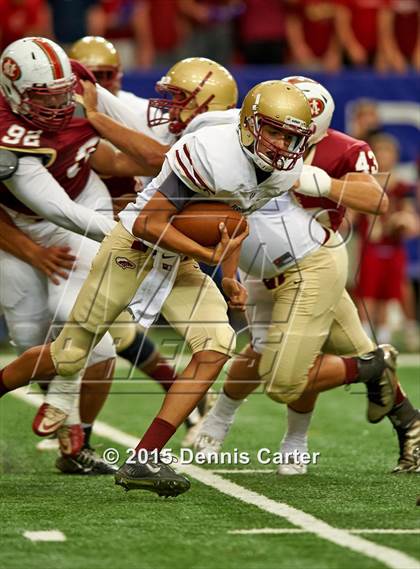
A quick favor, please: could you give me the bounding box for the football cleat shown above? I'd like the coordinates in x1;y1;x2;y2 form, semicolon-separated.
392;415;420;474
277;461;308;476
115;457;190;497
56;447;118;475
366;344;398;423
193;433;224;458
32;403;68;436
36;434;59;452
57;424;84;457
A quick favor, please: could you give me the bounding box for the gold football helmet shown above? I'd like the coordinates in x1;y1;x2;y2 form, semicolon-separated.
147;57;238;134
239;81;313;171
69;36;122;94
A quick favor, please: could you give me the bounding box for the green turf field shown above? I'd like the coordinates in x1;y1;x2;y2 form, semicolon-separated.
0;333;419;569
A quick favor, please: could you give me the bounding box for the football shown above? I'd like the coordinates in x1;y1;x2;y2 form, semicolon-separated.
171;202;247;247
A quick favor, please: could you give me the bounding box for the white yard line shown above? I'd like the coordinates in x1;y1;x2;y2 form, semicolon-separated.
230;528;420;535
10;389;420;569
23;530;66;542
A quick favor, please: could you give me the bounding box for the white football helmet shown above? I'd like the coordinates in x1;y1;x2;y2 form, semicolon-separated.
0;37;76;131
282;76;335;144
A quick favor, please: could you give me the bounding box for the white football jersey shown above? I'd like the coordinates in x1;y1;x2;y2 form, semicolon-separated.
167;123;302;214
119;122;302;237
239;193;326;279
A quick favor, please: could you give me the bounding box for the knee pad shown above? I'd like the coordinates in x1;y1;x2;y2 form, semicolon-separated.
188;323;236;357
117;330;156;367
51;341;89;377
265;380;307;405
51;324;94;377
259;351;308;405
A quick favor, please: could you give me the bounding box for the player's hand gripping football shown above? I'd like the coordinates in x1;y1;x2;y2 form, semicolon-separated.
207;221;249;266
31;245;77;285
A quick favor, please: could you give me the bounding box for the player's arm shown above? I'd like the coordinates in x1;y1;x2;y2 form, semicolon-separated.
132;171;248;265
4;156;116;242
295;166;389;215
221;249;248;311
89;140;156;178
82;81;169;174
0;206;76;284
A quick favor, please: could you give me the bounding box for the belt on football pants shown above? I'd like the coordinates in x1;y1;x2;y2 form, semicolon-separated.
131;239;189;261
131;239;149;252
262;228;331;291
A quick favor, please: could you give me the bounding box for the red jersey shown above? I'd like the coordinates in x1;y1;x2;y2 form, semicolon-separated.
293;128;378;231
287;0;336;57
0;62;100;216
0;95;99;216
336;0;390;54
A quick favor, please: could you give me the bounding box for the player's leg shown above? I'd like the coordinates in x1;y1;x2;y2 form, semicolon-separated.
0;222;153;394
115;259;235;495
323;289;419;473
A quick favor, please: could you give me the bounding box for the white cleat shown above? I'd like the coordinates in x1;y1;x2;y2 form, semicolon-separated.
193;433;224;459
36;436;60;452
277;461;308;476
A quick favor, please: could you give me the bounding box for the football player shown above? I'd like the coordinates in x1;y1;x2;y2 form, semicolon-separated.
194;77;419;475
0;37;168;473
0;80;321;496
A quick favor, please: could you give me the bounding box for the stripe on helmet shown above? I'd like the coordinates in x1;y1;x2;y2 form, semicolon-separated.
32;38;64;79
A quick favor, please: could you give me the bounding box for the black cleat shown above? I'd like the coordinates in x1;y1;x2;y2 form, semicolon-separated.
365;344;398;423
392;414;420;474
115;457;191;497
56;447;118;475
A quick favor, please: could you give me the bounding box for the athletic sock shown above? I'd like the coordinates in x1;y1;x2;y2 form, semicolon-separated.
148;362;177;392
82;423;93;448
199;391;243;440
281;407;312;454
0;369;10;397
211;390;244;422
343;348;386;385
135;418;176;453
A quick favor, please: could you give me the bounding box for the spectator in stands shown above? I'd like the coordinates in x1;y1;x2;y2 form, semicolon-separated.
356;133;419;349
348;99;383;140
0;0;51;52
238;0;288;64
131;0;184;68
335;0;395;70
47;0;105;46
380;0;420;71
285;0;341;71
177;0;243;65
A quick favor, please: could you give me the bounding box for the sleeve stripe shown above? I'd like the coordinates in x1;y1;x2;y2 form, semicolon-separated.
183;144;214;194
175;149;204;191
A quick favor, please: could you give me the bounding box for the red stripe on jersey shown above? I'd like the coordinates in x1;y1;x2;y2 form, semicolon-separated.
175;149;203;190
183;144;214;194
32;38;64;79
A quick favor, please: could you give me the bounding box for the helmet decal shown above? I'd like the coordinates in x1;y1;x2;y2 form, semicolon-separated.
2;57;21;81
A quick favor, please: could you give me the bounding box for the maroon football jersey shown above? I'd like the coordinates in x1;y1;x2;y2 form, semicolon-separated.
0;62;99;216
294;128;378;230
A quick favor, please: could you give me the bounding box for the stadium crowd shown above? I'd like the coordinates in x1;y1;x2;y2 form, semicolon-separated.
0;0;419;71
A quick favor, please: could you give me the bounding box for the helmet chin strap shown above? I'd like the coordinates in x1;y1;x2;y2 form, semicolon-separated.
241;144;274;173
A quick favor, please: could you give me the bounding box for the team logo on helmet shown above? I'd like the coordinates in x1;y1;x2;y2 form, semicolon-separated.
308;97;325;118
115;257;136;270
2;57;21;81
